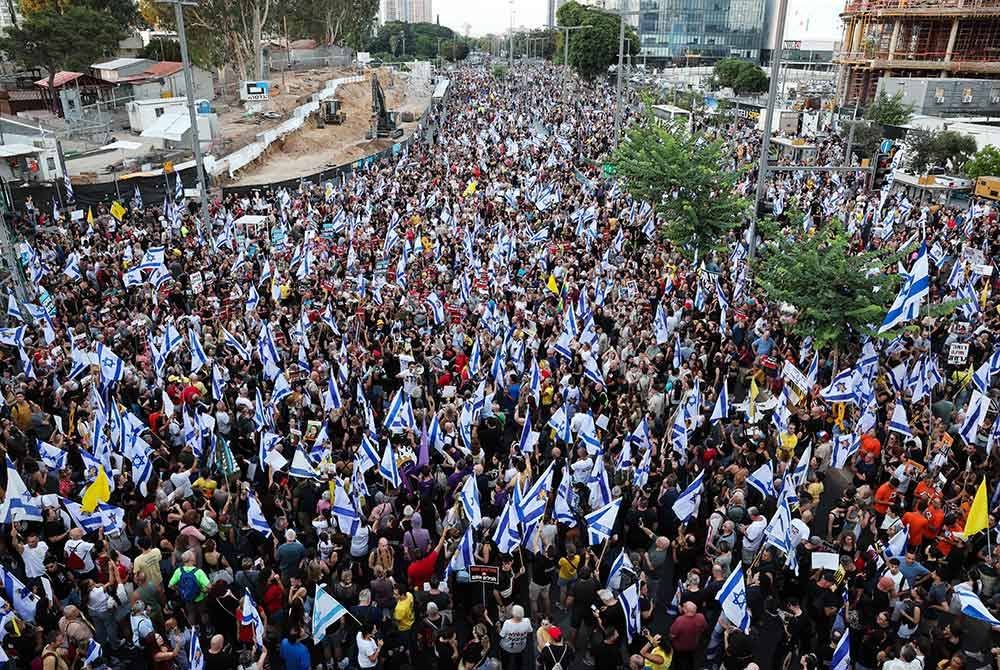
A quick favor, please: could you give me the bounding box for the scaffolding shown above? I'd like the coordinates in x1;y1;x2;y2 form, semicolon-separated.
835;0;1000;104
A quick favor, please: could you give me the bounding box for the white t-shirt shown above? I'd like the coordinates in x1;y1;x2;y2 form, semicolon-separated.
356;633;378;668
571;458;593;484
499;617;534;653
21;541;48;578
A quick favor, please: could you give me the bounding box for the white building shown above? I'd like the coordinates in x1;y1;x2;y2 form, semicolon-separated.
0;116;62;183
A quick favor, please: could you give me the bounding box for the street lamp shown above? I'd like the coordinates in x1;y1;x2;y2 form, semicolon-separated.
557;24;592;100
155;0;211;236
606;8;641;148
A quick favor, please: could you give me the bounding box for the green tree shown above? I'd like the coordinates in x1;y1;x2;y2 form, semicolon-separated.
612;114;747;258
366;21;454;60
712;58;768;95
283;0;378;49
140;37;182;62
907;128;978;173
864;91;913;126
20;0;142;30
839;120;883;162
441;39;468;61
753;221;900;348
0;6;122;110
964;145;1000;181
556;1;638;80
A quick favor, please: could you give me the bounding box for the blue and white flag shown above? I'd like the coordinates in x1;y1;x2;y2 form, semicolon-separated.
671;470;705;525
38;441;68;472
221;327;251;361
493;497;523;554
63;254;81;281
585;497;622;545
324;371;343;411
95;342;124;384
83;639;102;666
820;368;856;403
618;583;641;642
717;563;751;632
332;483;360;536
189;329;209;374
747;461;776;499
240;590;265;649
1;566;39;621
879;242;929;333
710;381;729;425
246;493;272;537
888;401;913;439
378;442;401;488
831;630;851;670
608;549;635;590
459;474;482;527
955;588;1000;626
959;391;990;446
633;448;651;489
448;525;476;576
519;414;539;454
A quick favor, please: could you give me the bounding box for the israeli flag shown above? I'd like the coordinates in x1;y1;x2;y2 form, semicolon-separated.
717;563;751;631
324;372;343;411
378;442;401;488
608;548;635;590
831;630;851;670
63;254;81;281
246;493;273;537
468;337;481;378
1;566;39;621
189;329;209;374
585;497;622;545
139;246;165;271
38;441;67;472
820;369;856;403
0;326;25;347
879;242;929;333
633;448;651;489
425;292;446;326
710;381;729;425
671;470;705;524
888;402;914;439
95;342;124;384
332;484;361;535
240;590;265;649
747;461;776;499
885;527;908;559
459;474;482;527
588;456;612;508
618;583;641;642
270;373;292;406
959;391;990;446
519;414;539;454
493;496;523;553
289;449;321;480
448;525;476;576
84;639;102;666
832;433;860;469
554;467;577;527
6;293;22;322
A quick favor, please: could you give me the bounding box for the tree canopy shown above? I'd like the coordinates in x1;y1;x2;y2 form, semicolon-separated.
864;91;913;126
440;39;469;61
712;58;768;95
366;21;454;60
0;5;122;108
753;221;901;348
839;120;883;162
964;145;1000;181
20;0;142;31
283;0;378;50
906;128;977;174
556;0;639;80
612;113;747;259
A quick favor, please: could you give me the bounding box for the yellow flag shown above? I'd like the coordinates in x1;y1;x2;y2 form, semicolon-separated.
328;478;337;503
546;274;559;294
109;201;126;222
748;378;759;422
463;180;477;197
81;466;111;513
86;207;94;224
963;478;989;537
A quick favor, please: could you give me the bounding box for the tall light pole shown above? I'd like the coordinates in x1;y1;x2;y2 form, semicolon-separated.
611;9;640;148
748;0;789;260
559;24;591;101
157;0;211;236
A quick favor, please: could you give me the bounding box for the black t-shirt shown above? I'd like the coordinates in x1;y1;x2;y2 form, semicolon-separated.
531;555;556;587
540;643;574;670
570;578;599;617
592;639;622;667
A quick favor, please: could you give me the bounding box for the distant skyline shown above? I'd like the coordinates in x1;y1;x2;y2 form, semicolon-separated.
431;0;843;42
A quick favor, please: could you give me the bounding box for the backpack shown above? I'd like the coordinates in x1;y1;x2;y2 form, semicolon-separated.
177;568;201;602
548;645;566;670
65;542;85;571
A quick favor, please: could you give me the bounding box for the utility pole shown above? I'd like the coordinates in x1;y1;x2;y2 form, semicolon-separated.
559;24;590;101
748;0;789;260
613;14;625;147
157;0;212;237
843;98;861;164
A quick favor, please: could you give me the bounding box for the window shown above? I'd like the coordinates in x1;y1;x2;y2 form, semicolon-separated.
962;87;973;103
47;158;56;172
991;88;1000;104
935;87;945;104
154;107;164;117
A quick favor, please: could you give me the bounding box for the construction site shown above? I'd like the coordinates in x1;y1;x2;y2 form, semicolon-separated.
835;0;1000;105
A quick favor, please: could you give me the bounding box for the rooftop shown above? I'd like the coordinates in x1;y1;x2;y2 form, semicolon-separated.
92;57;151;71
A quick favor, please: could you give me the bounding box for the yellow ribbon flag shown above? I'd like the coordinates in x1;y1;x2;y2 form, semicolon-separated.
963;478;989;537
109;201;126;222
463;180;477;197
546;274;559;294
328;478;337;504
81;466;111;513
86;207;94;224
748;377;760;422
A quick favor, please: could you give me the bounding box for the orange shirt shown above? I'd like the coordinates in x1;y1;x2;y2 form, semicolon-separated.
874;483;896;515
926;506;945;539
860;434;881;458
913;481;942;502
901;511;930;547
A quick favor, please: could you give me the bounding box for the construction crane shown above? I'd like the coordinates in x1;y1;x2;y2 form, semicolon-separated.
367;75;403;140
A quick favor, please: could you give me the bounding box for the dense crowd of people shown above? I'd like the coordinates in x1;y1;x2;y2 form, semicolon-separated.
0;60;999;670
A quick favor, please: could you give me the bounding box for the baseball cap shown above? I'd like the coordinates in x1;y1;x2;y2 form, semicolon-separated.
548;626;562;641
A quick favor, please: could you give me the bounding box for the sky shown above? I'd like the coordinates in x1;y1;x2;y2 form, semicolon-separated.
431;0;844;42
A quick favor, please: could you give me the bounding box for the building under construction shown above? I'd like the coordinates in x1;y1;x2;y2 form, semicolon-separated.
835;0;1000;106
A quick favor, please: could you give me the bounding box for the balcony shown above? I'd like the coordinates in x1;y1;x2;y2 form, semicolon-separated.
841;0;1000;17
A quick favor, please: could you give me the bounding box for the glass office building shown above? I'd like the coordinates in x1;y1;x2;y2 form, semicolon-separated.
624;0;770;64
